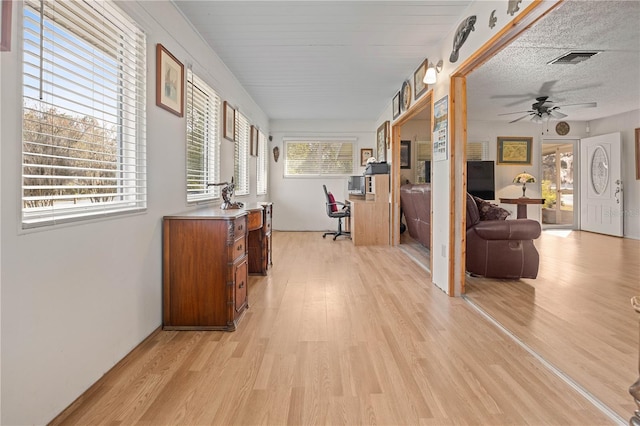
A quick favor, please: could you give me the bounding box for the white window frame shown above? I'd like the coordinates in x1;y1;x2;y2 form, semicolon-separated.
186;69;220;203
21;0;146;228
284;138;356;177
256;130;268;195
234;111;250;196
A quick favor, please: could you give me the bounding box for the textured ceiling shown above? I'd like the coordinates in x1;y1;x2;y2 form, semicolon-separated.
467;0;640;123
173;1;472;120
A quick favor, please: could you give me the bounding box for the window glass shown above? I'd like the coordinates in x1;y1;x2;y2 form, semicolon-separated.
22;0;146;228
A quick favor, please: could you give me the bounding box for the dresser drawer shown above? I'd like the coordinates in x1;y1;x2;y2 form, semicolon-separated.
230;236;246;261
232;216;247;239
234;258;248;313
247;209;263;231
263;205;272;233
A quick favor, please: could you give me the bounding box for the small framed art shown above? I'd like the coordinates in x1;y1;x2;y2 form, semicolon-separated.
1;0;12;52
223;101;235;141
392;91;401;119
497;136;533;165
250;125;259;156
400;140;411;169
156;44;184;117
635;128;640;180
413;58;428;100
360;148;374;166
377;121;389;162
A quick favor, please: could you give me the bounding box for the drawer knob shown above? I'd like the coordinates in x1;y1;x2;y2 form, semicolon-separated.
237;244;243;251
238;224;243;231
239;281;244;289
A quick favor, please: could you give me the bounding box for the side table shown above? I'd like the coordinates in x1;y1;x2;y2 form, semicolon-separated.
499;198;544;219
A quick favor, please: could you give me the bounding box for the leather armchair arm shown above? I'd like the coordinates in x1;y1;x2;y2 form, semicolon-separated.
471;219;541;240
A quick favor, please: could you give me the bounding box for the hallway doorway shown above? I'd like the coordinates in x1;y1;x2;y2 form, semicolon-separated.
541;140;577;228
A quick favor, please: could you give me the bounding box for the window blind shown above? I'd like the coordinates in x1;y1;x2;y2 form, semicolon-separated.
22;0;146;228
186;69;220;203
467;141;488;160
234;111;250;196
284;139;354;176
256;130;267;195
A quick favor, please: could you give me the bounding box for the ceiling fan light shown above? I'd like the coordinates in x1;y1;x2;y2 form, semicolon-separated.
424;66;437;84
531;114;543;124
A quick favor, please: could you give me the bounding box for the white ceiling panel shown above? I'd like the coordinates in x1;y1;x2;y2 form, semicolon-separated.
174;1;640;123
174;1;472;120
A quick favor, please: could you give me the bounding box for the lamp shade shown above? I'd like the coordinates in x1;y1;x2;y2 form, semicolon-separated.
513;172;535;184
423;66;437;84
514;172;535;197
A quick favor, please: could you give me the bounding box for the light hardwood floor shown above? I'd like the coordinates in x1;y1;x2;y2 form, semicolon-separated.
53;231;618;425
465;230;640;422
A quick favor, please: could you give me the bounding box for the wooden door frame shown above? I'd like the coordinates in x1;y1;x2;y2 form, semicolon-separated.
390;92;433;248
447;0;563;295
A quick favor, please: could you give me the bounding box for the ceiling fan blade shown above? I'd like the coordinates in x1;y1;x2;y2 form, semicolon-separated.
498;110;532;116
549;110;568;119
509;114;530;123
557;101;597;109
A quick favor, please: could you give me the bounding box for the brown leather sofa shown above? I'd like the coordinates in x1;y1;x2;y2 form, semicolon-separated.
466;193;542;279
400;184;431;248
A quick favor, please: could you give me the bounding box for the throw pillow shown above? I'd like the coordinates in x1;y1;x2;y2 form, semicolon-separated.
473;196;510;221
327;192;338;212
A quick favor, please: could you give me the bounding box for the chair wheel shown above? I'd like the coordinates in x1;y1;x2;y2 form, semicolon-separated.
322;235;326;238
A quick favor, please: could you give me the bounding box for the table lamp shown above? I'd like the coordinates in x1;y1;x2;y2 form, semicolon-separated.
513;172;536;198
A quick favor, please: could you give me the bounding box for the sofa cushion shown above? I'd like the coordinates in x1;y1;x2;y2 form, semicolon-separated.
466;193;481;228
473;196;510;221
471;219;541;240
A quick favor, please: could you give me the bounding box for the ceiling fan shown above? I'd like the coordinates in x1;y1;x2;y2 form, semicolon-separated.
499;96;597;123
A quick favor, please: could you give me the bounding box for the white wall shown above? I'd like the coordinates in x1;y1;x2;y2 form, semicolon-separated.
270;120;375;231
588;109;640;239
400;119;430;184
469;112;640;239
0;1;268;424
468;119;587;222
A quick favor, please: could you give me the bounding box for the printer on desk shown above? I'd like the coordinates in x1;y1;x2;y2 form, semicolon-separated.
365;162;390;175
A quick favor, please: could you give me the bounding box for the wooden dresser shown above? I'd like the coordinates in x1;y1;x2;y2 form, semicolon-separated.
248;202;273;275
162;208;248;331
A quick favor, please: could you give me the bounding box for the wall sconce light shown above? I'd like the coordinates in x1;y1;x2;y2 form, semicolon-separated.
423;59;443;85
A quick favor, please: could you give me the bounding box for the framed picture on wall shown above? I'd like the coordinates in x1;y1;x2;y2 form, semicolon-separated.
636;128;640;180
392;91;401;119
497;136;533;165
250;125;259;156
376;121;389;162
1;0;12;52
223;101;235;141
156;44;184;117
360;148;373;166
400;140;411;169
413;58;428;100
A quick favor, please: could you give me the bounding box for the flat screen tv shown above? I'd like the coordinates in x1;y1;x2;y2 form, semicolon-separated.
348;175;365;195
467;161;495;200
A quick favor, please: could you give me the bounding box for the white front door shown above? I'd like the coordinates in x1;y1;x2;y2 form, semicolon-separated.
579;132;623;237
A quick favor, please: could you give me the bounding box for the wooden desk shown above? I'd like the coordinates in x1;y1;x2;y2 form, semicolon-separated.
349;174;389;246
499;197;544;219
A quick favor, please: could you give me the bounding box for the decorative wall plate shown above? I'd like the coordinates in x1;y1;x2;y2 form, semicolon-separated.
401;80;411;112
556;121;570;136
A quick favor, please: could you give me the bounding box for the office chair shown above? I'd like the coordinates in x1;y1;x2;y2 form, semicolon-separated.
322;185;351;240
